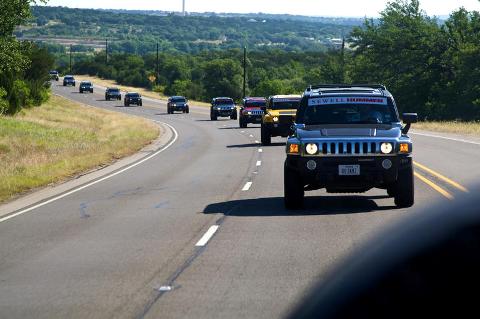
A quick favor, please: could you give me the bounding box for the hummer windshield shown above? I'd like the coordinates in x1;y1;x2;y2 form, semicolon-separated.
172;98;186;103
299;97;399;125
128;93;140;97
108;88;119;93
215;99;234;105
245;100;266;108
271;99;300;110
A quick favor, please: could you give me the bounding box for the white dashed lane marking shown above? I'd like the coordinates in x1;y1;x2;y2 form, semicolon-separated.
256;161;262;166
195;225;219;247
258;149;263;153
242;182;253;191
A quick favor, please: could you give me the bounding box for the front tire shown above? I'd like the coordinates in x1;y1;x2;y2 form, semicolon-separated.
186;107;189;114
394;162;414;208
284;163;304;210
261;124;271;146
231;111;237;120
239;118;247;128
210;111;217;121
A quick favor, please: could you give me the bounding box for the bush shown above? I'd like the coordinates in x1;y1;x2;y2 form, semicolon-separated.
0;88;8;115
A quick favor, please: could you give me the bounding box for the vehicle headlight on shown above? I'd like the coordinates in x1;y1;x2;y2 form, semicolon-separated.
273;116;279;122
172;104;176;107
381;142;393;154
306;143;318;155
247;111;252;115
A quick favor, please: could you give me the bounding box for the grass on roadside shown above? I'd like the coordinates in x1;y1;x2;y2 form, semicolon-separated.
0;95;159;203
75;75;211;107
414;121;480;137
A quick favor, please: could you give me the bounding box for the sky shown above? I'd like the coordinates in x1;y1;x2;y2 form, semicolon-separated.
43;0;480;17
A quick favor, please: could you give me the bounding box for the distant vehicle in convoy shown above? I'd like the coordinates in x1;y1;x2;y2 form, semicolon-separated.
49;70;59;81
239;97;266;128
261;95;302;145
63;75;76;87
167;96;189;114
210;97;237;121
79;81;93;93
105;87;121;101
284;84;418;209
124;92;142;107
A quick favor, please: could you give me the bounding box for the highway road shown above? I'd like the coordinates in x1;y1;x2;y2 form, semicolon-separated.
0;83;479;319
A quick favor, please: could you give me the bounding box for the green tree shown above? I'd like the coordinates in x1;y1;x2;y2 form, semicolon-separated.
202;59;243;100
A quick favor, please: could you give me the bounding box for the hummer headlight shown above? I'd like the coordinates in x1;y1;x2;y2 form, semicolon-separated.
381;142;393;154
306;143;318;155
273;117;279;122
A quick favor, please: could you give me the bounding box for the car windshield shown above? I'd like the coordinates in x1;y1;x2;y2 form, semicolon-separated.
108;89;119;92
65;76;73;80
301;99;398;125
215;99;234;105
245;100;266;107
81;82;91;85
172;98;186;103
49;71;58;74
128;93;139;97
271;99;300;110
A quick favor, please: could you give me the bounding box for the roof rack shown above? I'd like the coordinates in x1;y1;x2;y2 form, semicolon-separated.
306;84;387;91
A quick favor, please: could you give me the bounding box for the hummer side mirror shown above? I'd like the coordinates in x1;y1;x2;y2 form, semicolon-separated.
402;113;418;134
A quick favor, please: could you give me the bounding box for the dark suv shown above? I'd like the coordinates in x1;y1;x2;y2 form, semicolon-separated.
105;87;121;101
63;75;76;87
49;70;59;81
284;84;418;209
124;92;142;107
167;96;189;114
79;81;93;93
239;97;266;128
210;97;237;121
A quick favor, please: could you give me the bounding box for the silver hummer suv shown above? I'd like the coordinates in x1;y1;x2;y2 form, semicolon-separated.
284;84;418;209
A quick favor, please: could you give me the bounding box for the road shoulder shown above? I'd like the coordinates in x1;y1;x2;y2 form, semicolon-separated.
0;120;175;220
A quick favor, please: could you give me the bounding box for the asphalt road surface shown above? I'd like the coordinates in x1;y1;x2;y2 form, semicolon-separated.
0;83;479;319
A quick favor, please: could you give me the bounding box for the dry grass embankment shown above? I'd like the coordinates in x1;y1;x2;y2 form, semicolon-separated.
414;121;480;137
0;95;159;203
75;75;211;107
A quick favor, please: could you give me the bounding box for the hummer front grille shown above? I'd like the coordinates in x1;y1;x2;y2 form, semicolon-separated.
250;110;263;115
306;141;395;156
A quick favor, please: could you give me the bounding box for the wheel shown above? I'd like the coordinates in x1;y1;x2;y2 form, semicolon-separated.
261;124;271;145
231;111;237;120
118;97;121;101
186;107;189;114
210;111;217;121
284;163;304;209
139;102;142;106
387;186;395;197
106;96;109;101
125;102;129;107
394;162;414;208
239;117;247;128
183;109;186;113
91;89;93;93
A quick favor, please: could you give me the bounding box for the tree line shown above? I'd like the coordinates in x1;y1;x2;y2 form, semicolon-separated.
1;0;54;115
67;1;480;120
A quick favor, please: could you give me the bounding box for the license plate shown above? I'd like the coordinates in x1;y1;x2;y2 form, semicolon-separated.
339;165;360;176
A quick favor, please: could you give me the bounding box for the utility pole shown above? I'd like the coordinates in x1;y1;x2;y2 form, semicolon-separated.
243;46;247;98
105;39;108;64
156;43;159;85
341;36;345;83
69;44;72;74
182;0;185;16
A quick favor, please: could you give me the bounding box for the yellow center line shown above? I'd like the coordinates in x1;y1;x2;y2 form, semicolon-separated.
414;161;469;193
414;172;454;200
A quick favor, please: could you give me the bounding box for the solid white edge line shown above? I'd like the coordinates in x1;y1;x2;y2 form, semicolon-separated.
256;161;262;166
255;140;260;144
411;132;480;146
258;149;263;153
242;182;253;191
195;225;219;247
0;122;179;224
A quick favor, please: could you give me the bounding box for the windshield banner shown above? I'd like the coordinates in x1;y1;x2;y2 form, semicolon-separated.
308;97;388;106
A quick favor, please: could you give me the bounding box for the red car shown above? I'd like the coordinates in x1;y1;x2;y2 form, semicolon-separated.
239;97;267;128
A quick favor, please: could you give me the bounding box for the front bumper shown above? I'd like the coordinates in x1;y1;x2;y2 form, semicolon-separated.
285;155;412;191
213;109;236;117
241;114;263;123
264;122;292;137
126;99;142;104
